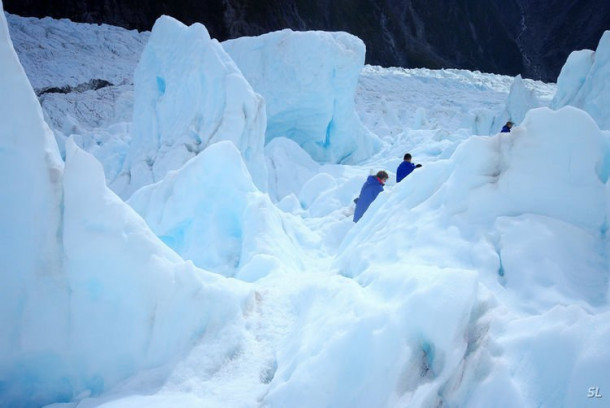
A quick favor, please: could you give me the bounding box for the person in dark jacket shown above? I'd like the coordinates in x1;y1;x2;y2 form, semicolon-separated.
353;170;388;223
396;153;422;183
501;121;513;133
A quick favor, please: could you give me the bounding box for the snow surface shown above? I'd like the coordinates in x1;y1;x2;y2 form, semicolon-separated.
2;9;610;408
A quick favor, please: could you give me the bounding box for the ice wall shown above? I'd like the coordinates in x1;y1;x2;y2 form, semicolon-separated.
0;8;247;406
552;30;610;130
0;10;66;403
113;16;268;199
223;29;380;164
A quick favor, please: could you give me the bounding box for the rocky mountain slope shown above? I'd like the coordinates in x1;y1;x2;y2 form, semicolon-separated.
4;0;609;81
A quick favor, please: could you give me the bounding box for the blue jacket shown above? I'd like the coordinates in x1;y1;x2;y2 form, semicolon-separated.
501;125;511;133
396;161;416;183
353;176;384;222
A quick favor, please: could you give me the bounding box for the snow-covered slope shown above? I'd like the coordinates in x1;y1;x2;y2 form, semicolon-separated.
2;9;610;408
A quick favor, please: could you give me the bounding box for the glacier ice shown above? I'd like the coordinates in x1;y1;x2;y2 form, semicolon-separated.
224;29;381;164
552;30;610;130
112;16;268;199
0;10;248;406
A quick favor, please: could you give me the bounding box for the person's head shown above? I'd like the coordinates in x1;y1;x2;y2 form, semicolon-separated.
403;153;412;162
506;121;513;128
376;170;389;184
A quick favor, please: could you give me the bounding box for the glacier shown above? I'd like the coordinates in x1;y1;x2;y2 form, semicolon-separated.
112;16;268;198
223;29;381;164
1;6;610;408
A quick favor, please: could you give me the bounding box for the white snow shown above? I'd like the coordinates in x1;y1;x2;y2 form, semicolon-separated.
2;9;610;408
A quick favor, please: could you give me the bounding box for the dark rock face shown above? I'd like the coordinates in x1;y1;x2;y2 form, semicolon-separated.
4;0;610;81
511;0;610;81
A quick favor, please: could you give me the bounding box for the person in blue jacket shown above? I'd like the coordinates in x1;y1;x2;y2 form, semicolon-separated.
396;153;422;183
501;121;513;133
353;170;388;223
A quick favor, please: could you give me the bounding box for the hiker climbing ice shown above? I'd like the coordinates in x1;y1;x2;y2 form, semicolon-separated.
396;153;422;183
353;170;389;222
